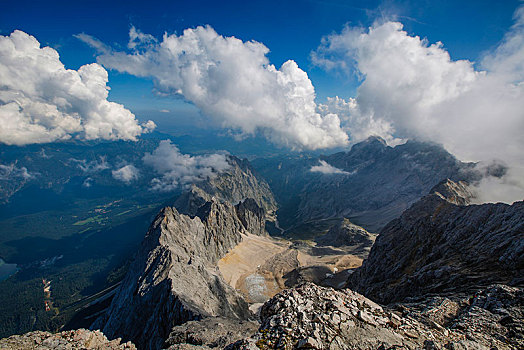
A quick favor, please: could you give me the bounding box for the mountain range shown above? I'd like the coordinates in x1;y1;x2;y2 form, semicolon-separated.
0;137;522;350
252;136;476;232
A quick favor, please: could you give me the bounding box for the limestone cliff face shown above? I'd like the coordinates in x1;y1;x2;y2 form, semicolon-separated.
349;179;524;304
92;199;266;350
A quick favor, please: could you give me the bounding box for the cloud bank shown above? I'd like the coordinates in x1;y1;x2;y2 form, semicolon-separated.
112;164;140;184
314;7;524;203
0;30;155;146
143;140;230;191
81;26;348;150
310;160;353;175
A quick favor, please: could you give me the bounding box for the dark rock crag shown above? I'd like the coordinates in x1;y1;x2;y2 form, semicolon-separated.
315;218;376;249
235;198;267;237
349;179;523;304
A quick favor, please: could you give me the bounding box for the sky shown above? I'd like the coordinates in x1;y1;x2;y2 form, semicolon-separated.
0;0;518;108
1;0;524;202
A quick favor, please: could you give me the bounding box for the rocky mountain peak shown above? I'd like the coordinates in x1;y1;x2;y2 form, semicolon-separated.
315;219;376;248
91;198;264;349
430;178;473;205
86;153;280;350
339;135;389;161
255;138;473;233
175;155;277;217
352;135;388;150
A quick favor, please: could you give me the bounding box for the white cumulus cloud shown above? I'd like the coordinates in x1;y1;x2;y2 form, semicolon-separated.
69;157;110;173
0;30;155;146
313;7;524;204
317;96;403;146
112;164;140;184
82;177;93;188
80;26;348;150
0;163;34;180
310;160;354;175
143;139;230;191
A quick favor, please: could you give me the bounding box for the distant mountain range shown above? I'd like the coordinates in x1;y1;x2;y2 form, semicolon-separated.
253;136;478;232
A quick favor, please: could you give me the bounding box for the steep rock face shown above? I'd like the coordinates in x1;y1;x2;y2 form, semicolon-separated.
92;199;266;350
349;179;524;304
253;137;473;232
229;282;523;350
174;156;277;217
315;218;376;248
235;198;267;237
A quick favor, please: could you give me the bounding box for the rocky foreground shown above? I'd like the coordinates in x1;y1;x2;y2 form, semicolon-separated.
0;329;136;349
227;282;523;350
2;281;522;349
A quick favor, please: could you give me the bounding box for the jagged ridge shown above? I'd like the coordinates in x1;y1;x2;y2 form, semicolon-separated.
174;156;277;217
349;179;524;304
91;198;267;350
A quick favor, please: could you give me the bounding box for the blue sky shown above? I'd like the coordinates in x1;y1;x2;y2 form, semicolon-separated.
1;0;519;116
